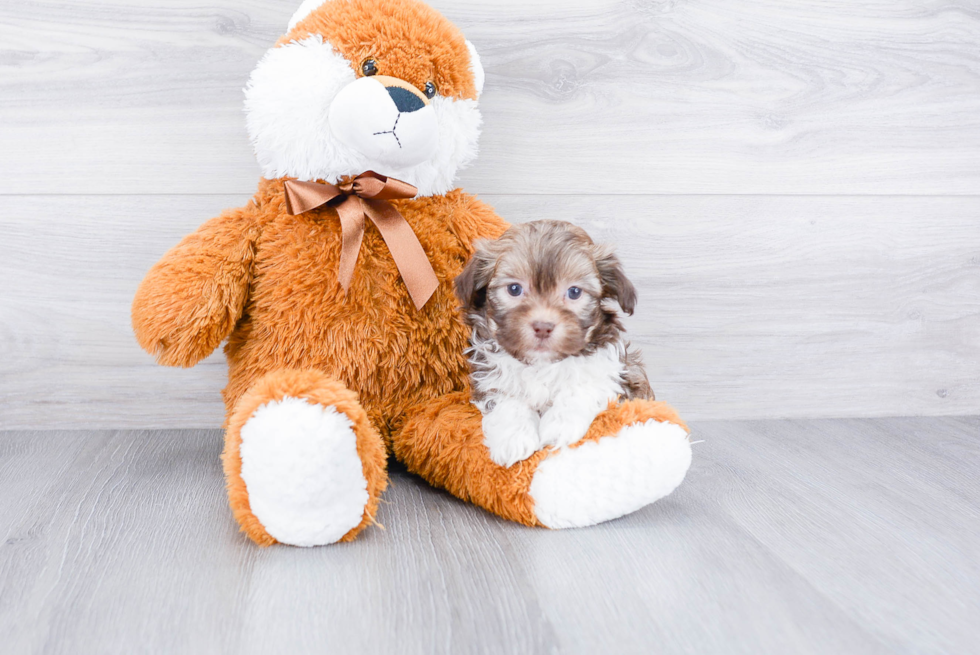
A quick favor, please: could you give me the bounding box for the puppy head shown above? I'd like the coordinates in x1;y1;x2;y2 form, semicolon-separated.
456;221;637;364
245;0;485;197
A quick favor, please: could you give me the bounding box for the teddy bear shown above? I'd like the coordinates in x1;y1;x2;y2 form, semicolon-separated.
131;0;693;547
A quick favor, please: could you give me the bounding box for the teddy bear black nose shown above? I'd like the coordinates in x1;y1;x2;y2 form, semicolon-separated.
386;86;425;113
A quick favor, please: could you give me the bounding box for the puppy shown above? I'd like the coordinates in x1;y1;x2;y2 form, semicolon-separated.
455;220;653;467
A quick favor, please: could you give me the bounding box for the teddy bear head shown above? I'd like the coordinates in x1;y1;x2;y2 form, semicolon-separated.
245;0;485;197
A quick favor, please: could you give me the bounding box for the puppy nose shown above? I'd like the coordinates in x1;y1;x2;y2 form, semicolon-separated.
386;86;425;113
532;321;555;340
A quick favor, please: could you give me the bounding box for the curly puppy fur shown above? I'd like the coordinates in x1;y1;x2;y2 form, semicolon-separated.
453;221;654;467
456;220;653;401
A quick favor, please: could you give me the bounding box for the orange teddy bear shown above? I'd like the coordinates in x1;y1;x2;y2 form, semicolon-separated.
132;0;692;546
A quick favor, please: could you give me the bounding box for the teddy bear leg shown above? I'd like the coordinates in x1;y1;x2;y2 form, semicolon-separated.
528;399;693;528
222;369;387;546
393;393;692;529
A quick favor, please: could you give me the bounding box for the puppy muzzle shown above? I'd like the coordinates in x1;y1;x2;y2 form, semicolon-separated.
329;75;439;168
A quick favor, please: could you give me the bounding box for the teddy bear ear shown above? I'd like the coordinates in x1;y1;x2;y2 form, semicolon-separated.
465;40;485;98
288;0;326;32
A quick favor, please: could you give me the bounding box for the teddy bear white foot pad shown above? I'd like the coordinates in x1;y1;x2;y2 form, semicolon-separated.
529;420;692;529
239;397;370;546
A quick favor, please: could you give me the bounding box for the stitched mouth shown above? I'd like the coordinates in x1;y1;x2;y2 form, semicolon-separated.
372;113;402;149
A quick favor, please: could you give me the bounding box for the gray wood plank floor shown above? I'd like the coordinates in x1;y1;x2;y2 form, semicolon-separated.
1;417;977;654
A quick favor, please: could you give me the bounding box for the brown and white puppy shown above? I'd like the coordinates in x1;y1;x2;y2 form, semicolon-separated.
455;220;653;467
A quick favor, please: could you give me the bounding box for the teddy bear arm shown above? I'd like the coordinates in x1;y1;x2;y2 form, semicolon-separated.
132;205;260;368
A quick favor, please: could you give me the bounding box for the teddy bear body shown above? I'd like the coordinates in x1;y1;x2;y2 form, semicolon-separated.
220;182;506;440
132;0;692;548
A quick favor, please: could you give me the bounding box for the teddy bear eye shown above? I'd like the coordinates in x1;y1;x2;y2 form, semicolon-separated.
566;286;583;300
361;58;378;76
424;81;437;99
506;283;523;297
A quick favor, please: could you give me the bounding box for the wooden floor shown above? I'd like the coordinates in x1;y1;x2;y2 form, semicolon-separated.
1;417;977;654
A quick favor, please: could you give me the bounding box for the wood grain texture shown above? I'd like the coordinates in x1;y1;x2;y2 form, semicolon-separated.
1;194;977;429
0;0;978;194
1;418;977;654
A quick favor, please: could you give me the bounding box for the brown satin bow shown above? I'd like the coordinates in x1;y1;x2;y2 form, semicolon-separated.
283;172;439;310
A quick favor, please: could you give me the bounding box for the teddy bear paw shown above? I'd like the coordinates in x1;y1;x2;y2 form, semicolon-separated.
529;419;692;529
238;397;370;546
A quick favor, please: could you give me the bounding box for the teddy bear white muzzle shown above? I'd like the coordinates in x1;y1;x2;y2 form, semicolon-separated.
329;75;439;168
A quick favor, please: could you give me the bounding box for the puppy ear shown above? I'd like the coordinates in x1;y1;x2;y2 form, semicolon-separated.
455;240;496;314
595;245;637;316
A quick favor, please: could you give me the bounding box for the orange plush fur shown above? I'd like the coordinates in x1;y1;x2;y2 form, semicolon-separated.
394;395;688;527
223;369;388;545
134;177;507;543
133;0;688;545
283;0;479;101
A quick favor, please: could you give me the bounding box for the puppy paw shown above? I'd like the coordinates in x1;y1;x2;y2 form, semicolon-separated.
481;400;541;468
486;436;540;468
539;409;596;450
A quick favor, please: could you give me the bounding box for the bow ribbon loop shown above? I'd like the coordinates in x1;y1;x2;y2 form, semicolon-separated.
283;172;438;310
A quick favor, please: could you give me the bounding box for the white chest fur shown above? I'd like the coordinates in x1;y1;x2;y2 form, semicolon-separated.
472;342;626;414
470;341;628;467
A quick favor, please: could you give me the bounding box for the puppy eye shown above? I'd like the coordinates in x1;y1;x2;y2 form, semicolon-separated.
424;81;437;99
506;283;523;297
361;58;378;76
567;286;583;300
